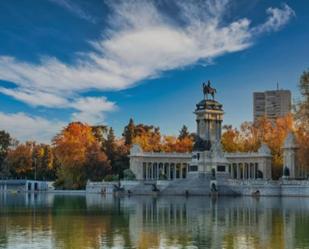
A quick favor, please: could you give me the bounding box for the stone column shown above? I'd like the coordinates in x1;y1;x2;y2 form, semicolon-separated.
174;164;176;180
167;164;170;180
237;164;240;180
155;163;158;180
179;164;182;179
149;163;152;180
245;164;248;179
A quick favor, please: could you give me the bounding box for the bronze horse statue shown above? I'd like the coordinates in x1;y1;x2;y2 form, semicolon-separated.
203;80;216;100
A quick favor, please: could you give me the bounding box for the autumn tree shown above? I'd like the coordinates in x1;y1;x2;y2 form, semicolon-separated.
5;141;56;180
53;122;110;189
132;125;162;152
294;69;309;174
6;141;34;178
221;115;293;179
33;144;55;180
221;125;242;152
162;135;193;153
92;125;108;148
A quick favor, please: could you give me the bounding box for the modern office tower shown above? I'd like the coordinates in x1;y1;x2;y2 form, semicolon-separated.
253;89;291;122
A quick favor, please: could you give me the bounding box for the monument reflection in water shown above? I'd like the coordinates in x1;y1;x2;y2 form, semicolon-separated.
1;194;309;249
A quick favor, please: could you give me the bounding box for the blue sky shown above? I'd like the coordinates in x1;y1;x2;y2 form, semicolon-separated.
0;0;308;143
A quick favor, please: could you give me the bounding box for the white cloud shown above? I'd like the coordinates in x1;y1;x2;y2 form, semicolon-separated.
0;2;294;98
48;0;97;23
70;97;117;124
0;87;116;124
0;112;65;143
254;4;295;34
0;97;116;142
0;87;68;107
0;1;295;141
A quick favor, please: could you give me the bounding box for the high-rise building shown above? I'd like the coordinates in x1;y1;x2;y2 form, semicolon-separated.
253;89;291;122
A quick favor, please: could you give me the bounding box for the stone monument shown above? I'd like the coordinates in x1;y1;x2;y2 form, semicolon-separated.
189;81;229;189
282;132;299;179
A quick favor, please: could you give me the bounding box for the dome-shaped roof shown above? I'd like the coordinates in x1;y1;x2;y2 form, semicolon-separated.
258;143;271;154
196;99;223;111
283;132;298;149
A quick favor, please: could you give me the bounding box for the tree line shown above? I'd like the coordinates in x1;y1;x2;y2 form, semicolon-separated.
0;69;308;188
0;119;194;189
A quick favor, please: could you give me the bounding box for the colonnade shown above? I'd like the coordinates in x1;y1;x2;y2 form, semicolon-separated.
143;162;189;180
228;162;262;180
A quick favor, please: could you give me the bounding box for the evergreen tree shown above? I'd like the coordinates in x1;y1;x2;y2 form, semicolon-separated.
178;125;190;140
0;131;12;176
123;118;135;146
106;127;117;173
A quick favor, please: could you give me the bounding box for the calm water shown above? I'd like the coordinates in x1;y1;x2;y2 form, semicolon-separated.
1;194;309;249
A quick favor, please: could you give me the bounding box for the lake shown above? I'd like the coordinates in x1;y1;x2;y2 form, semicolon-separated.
1;193;309;249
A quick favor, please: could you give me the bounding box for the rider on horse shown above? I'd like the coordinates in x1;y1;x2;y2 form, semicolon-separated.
203;80;216;100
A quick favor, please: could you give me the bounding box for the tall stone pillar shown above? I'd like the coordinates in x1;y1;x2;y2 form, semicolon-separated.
282;132;299;179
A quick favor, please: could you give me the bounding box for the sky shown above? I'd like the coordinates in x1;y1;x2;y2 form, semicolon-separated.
0;0;308;143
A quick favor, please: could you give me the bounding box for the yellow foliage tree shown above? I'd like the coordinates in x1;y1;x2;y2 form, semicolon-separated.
53;122;110;189
6;141;34;177
221;114;294;179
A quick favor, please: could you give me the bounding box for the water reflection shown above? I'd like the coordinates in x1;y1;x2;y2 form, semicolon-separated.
1;194;309;249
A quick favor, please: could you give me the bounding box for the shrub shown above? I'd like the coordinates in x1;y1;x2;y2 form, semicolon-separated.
104;174;119;182
123;169;136;180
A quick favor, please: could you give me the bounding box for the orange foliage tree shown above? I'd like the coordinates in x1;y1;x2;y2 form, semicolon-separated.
162;136;193;153
294;69;309;177
53;122;110;189
221;114;293;179
132;126;162;152
6;141;34;177
132;129;193;153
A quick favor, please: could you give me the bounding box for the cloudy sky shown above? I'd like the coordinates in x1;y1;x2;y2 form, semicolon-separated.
0;0;308;143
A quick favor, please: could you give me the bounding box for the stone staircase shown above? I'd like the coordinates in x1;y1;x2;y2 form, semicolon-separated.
126;174;239;196
129;182;157;195
161;173;240;196
162;175;211;195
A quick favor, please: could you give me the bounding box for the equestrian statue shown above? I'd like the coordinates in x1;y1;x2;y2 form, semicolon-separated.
203;80;217;100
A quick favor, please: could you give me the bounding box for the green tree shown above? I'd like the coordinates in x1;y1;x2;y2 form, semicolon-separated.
113;144;129;178
123;118;135;146
0;130;12;174
296;69;309;129
105;127;117;173
178;125;190;140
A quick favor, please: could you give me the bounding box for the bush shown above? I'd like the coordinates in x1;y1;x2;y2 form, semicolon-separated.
104;174;119;182
123;169;136;180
